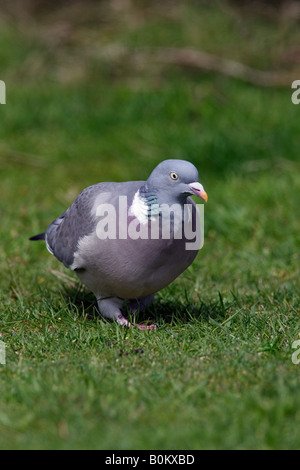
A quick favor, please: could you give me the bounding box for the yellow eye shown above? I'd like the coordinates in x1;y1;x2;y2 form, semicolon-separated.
170;171;178;180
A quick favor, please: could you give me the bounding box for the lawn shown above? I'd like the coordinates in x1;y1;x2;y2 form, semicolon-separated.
0;0;299;450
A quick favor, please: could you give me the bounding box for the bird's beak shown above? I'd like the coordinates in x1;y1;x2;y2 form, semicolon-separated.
188;182;208;202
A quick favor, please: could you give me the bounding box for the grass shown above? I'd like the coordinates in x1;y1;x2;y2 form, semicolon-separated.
0;0;300;449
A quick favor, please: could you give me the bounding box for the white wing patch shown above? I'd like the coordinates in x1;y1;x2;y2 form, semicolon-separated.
45;235;54;256
70;232;96;270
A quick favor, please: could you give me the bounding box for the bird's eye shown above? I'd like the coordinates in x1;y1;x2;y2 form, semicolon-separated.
170;171;178;180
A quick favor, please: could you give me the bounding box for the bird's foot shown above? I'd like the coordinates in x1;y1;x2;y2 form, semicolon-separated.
97;296;157;330
117;314;157;330
136;322;157;330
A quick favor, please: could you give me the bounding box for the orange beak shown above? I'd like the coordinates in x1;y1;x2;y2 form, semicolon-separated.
199;189;208;202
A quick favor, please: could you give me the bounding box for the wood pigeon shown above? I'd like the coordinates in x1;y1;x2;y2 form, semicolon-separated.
30;159;207;329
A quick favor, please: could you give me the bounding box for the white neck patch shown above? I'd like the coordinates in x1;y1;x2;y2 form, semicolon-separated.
129;190;149;225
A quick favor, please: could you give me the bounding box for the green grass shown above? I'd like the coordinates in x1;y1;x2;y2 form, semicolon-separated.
0;0;300;449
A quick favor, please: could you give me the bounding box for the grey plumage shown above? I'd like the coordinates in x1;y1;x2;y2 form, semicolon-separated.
30;159;207;329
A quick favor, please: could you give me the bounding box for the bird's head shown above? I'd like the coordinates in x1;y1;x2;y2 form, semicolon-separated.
146;159;208;204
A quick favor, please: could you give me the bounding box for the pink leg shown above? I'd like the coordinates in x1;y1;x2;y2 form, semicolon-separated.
97;296;157;329
118;315;157;330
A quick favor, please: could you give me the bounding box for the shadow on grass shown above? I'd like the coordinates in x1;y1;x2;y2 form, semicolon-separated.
61;284;227;326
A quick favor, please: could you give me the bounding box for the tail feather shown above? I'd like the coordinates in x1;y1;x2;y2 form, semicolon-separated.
29;233;45;241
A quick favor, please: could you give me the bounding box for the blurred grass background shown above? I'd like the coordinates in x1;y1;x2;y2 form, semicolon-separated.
0;0;300;450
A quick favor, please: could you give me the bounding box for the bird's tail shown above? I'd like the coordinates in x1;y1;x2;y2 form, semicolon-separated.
29;232;45;241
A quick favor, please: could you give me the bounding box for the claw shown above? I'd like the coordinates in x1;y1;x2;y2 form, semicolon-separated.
136;323;158;330
117;314;131;327
117;315;157;330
